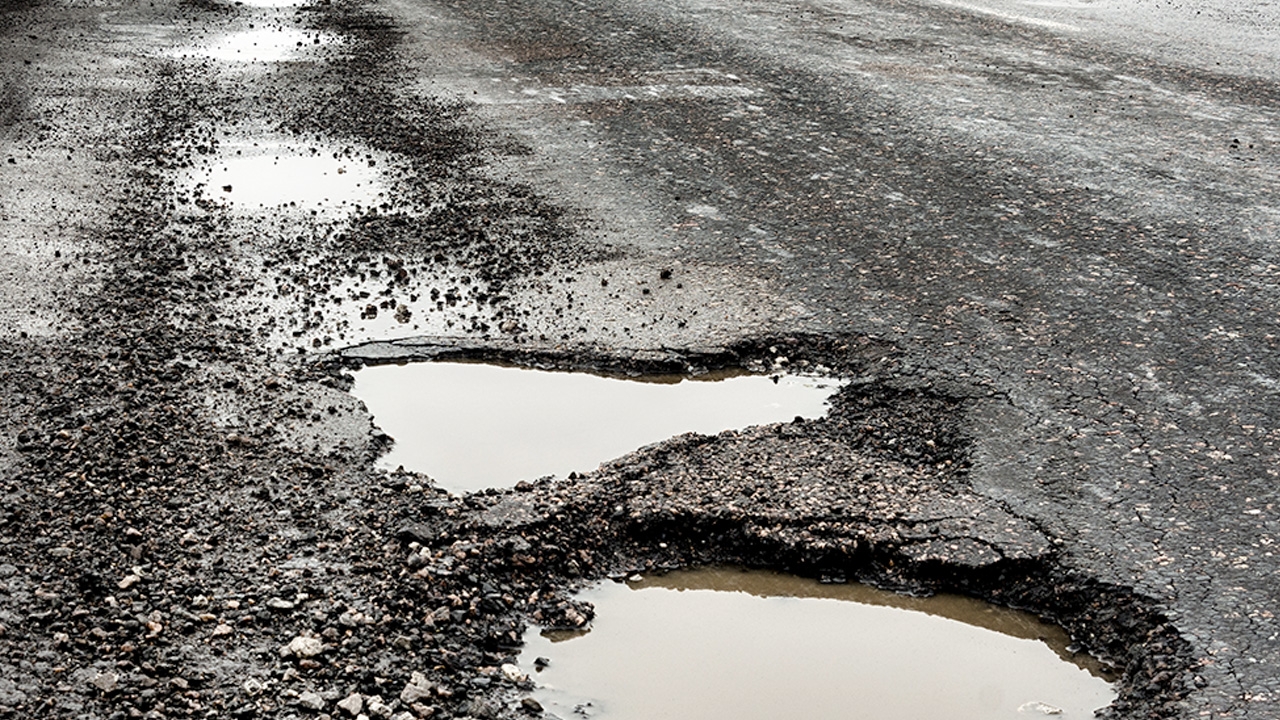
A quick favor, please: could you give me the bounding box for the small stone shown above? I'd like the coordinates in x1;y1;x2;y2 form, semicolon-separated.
89;671;119;693
117;575;140;590
500;664;526;682
297;691;325;710
520;697;543;714
242;678;264;695
396;524;434;544
336;693;363;716
399;672;433;704
366;695;392;718
1018;702;1063;715
48;547;72;558
281;635;325;658
267;598;297;612
467;699;498;719
212;624;234;638
563;606;586;626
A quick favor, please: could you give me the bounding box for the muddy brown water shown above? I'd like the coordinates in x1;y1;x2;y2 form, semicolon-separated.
351;362;843;494
518;567;1117;720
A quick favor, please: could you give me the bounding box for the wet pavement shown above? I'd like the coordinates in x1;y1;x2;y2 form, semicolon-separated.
0;0;1277;718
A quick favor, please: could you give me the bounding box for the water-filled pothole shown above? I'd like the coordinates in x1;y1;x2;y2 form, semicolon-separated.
181;140;384;214
173;27;337;63
519;567;1117;720
351;361;842;494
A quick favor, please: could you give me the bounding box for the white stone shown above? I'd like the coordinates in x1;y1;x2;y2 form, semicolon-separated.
298;691;326;710
280;635;325;658
365;694;392;718
89;671;118;693
337;692;364;716
399;671;433;704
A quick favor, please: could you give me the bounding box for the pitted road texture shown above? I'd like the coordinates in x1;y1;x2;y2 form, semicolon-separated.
0;0;1277;718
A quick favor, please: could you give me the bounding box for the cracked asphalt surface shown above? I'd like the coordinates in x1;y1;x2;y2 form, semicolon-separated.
1;0;1277;717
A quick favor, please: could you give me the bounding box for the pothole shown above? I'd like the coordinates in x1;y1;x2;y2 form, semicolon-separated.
179;139;385;214
518;567;1117;720
172;26;337;63
350;361;843;494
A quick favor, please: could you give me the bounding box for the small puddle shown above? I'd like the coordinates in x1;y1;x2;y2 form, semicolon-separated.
181;140;384;213
519;567;1117;720
173;27;336;63
351;362;842;494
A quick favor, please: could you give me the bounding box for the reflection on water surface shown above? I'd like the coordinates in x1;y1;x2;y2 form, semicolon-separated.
180;140;384;214
351;362;842;494
520;567;1116;720
176;27;335;63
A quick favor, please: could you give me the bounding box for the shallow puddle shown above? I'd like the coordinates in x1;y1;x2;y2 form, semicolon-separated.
519;567;1116;720
181;141;383;213
174;27;334;63
350;362;841;494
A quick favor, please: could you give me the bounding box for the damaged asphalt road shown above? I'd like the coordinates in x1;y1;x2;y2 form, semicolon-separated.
1;0;1278;717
